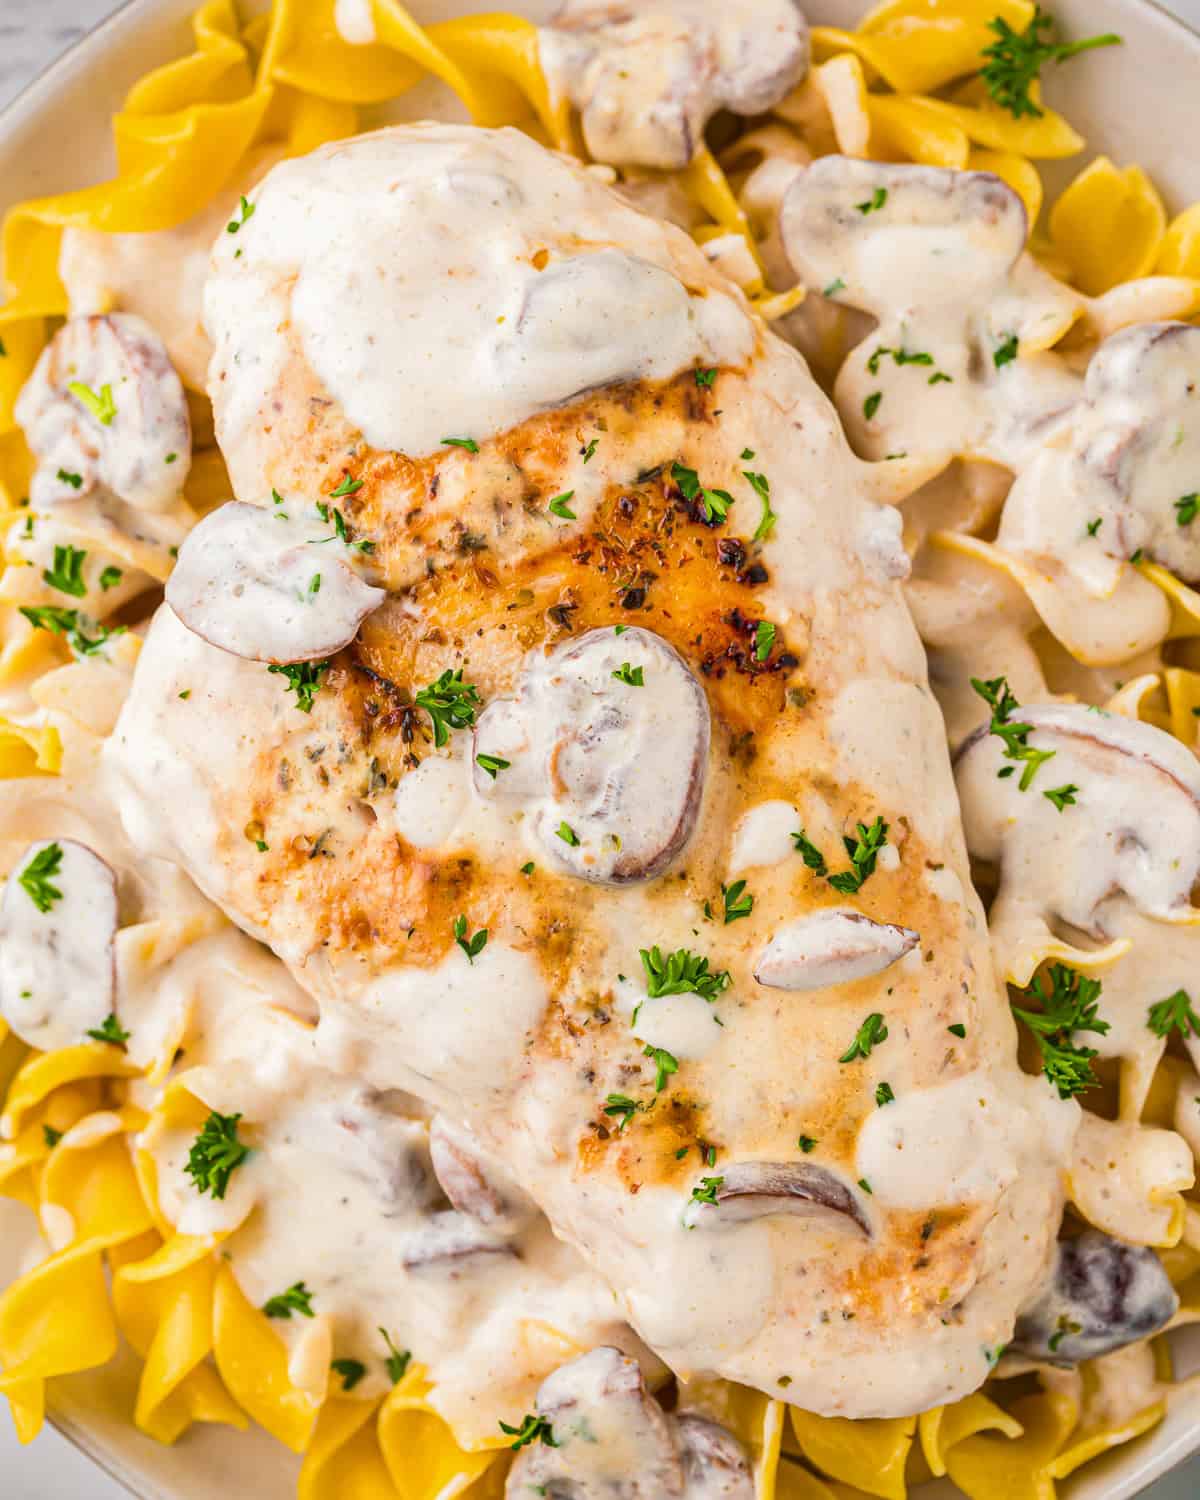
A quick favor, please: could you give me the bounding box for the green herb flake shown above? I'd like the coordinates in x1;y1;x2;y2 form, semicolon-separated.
548;491;577;520
694;368;718;388
612;662;644;686
689;1175;724;1206
864;391;883;421
1175;493;1199;526
56;468;83;490
840;1012;889;1064
856;187;888;215
1044;782;1079;812
42;1125;62;1149
475;753;511;779
643;1044;680;1093
99;565;123;591
453;914;488;965
640;946;731;1002
721;879;754;924
1147;988;1200;1040
1012;964;1109;1099
797;1134;818;1153
754;620;776;662
380;1328;411;1384
42;544;88;598
875;1081;896;1107
18;842;64;913
185;1111;251;1199
499;1414;558;1451
331;1358;367;1391
556;821;580;847
67;381;117;426
441;436;479;454
263;1282;315;1320
268;660;329;714
86;1013;130;1047
948;1023;967;1038
993;333;1020;368
980;8;1122;121
415;668;481;747
226;195;256;234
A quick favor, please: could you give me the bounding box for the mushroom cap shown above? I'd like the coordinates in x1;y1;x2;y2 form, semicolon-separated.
754;908;919;991
682;1161;872;1236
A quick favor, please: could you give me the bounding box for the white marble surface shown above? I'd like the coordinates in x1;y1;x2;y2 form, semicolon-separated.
3;1;1200;1497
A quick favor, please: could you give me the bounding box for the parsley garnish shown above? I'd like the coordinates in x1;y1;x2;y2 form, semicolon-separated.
99;565;123;591
68;380;117;425
689;1175;724;1206
453;915;488;964
867;346;934;375
331;1358;366;1391
42;544;87;598
672;461;734;526
754;620;776;661
185;1111;251;1199
415;668;481;747
1048;1315;1082;1353
475;753;510;779
263;1282;315;1319
56;468;83;490
1011;964;1109;1099
86;1013;130;1047
19;605;123;657
948;1023;967;1038
640;946;731;1001
840;1012;889;1063
970;675;1056;790
856;187;888;215
695;368;717;388
548;491;576;520
42;1125;62;1149
582;437;599;463
643;1045;679;1092
1176;494;1199;526
329;472;363;499
1147;988;1200;1040
380;1328;411;1384
603;1094;641;1132
520;861;535;875
864;392;882;420
556;821;580;847
18;842;63;912
744;469;777;541
823;278;846;297
721;879;754;924
858;1177;874;1194
312;501;373;552
226;195;256;233
797;1134;817;1153
500;1414;558;1451
875;1081;895;1106
441;437;479;453
612;662;644;686
791;830;828;876
1044;782;1079;812
993;333;1020;368
980;7;1121;120
268;660;328;713
827;817;889;895
1085;518;1102;538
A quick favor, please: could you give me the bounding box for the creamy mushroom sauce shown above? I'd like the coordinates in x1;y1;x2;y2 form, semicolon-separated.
100;122;1074;1422
537;0;810;170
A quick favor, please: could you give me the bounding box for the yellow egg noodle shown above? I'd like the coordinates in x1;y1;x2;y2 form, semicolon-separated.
2;2;1200;1498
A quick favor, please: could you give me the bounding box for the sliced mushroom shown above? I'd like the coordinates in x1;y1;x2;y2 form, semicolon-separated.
429;1114;534;1235
400;1209;513;1272
474;626;710;884
0;839;118;1051
15;313;191;511
538;0;809;170
955;702;1200;942
166;500;385;664
506;1346;684;1499
754;909;918;991
682;1161;871;1236
1011;1230;1178;1365
331;1092;438;1216
674;1414;754;1500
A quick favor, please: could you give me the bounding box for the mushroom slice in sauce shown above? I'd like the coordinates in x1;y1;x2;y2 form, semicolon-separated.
429;1114;534;1235
400;1209;513;1272
474;626;710;884
165;500;385;664
998;321;1200;589
955;702;1200;940
537;0;810;170
331;1093;438;1216
682;1161;871;1236
674;1413;754;1500
15;312;192;511
505;1346;685;1499
0;839;118;1052
1011;1230;1179;1365
754;908;918;991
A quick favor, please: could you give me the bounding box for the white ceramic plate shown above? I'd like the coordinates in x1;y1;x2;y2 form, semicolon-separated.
1;1;1199;1495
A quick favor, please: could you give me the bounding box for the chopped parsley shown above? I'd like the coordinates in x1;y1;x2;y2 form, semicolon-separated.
42;1125;62;1149
1048;1316;1082;1354
744;469;777;541
1146;988;1200;1040
42;544;88;598
858;1177;874;1195
612;662;644;686
971;675;1056;790
643;1045;679;1093
839;1012;889;1063
875;1081;895;1106
754;620;776;661
556;821;580;846
441;437;479;453
500;1414;558;1451
948;1023;967;1039
18;842;63;912
827;817;889;895
1011;963;1109;1099
56;468;83;490
993;333;1020;368
689;1175;724;1207
1175;493;1199;526
603;1094;641;1132
791;829;828;876
548;491;576;520
672;461;734;526
856;187;888;215
268;660;329;713
312;500;373;552
640;946;731;1001
329;472;363;500
20;605;124;657
581;437;599;463
453;914;488;964
331;1358;366;1392
99;565;123;591
864;392;882;421
1044;782;1079;812
694;368;717;388
520;861;535;875
185;1111;251;1199
86;1013;130;1047
380;1328;411;1384
475;752;510;779
867;346;934;375
263;1282;315;1319
226;194;256;233
67;380;117;426
980;8;1121;120
823;278;846;297
721;879;754;924
797;1134;818;1153
415;668;481;747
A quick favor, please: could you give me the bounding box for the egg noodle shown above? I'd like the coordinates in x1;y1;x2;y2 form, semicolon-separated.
2;2;1200;1497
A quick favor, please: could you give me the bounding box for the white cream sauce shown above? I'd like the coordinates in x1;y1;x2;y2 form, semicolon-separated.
333;0;377;46
538;0;810;169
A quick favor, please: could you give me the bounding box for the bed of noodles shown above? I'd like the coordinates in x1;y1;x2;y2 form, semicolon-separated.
2;2;1200;1497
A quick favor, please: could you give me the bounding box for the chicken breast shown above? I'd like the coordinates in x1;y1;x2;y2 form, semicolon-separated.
105;124;1074;1417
